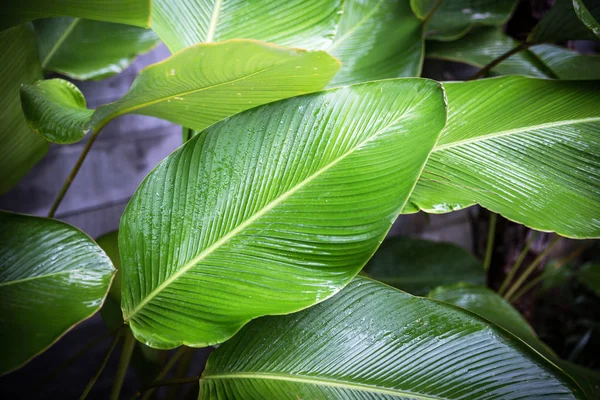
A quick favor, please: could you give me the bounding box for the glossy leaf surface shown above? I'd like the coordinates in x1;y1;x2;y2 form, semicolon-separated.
20;40;340;144
0;25;48;193
152;0;424;85
530;44;600;80
411;0;518;41
199;277;582;399
0;212;114;375
426;27;553;78
429;283;600;399
1;0;151;31
119;79;447;349
34;17;159;81
364;236;484;294
529;0;599;42
404;76;600;239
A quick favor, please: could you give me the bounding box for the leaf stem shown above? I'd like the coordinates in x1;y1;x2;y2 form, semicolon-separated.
483;212;497;272
79;327;122;400
47;126;103;218
505;236;561;302
498;231;539;296
129;346;187;400
469;42;533;80
423;0;445;26
142;376;200;391
110;329;136;400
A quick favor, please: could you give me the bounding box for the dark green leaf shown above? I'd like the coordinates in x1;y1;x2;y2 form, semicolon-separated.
530;44;600;80
0;211;115;375
199;277;583;399
0;25;48;193
578;263;600;295
119;79;447;349
364;236;484;295
34;17;159;81
529;0;599;43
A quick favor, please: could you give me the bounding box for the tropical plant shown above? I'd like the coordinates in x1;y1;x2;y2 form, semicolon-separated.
1;0;599;398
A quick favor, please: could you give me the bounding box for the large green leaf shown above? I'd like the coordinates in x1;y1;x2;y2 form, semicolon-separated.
34;17;159;81
429;283;600;398
529;0;600;43
119;79;447;349
199;277;583;399
0;211;115;375
20;40;340;144
403;76;600;239
0;25;48;194
411;0;518;41
425;27;553;78
152;0;424;85
530;44;600;80
1;0;151;31
364;236;484;295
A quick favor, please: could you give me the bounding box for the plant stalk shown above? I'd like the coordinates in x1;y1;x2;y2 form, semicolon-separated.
110;329;136;400
79;328;122;400
505;236;560;302
498;231;539;295
483;213;497;272
423;0;445;26
47;127;103;218
141;377;200;391
469;42;532;80
129;346;187;400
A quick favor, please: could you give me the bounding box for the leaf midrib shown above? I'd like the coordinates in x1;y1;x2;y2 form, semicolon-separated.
124;100;425;322
205;0;223;42
434;117;600;151
327;0;386;52
200;372;441;399
41;18;80;68
0;269;83;287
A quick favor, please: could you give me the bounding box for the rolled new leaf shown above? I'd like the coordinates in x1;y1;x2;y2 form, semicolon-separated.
152;0;424;85
199;277;583;399
20;40;340;144
119;79;447;349
0;0;151;31
364;236;484;294
0;25;48;194
0;211;115;375
34;17;160;81
403;76;600;239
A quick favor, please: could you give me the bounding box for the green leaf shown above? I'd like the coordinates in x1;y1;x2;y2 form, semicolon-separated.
199;277;583;399
34;17;159;81
428;283;600;399
119;79;447;349
1;0;151;31
530;44;600;80
0;211;115;375
152;0;424;85
403;76;600;239
20;40;340;144
0;25;48;194
426;27;554;78
363;236;484;295
411;0;518;41
578;263;600;296
529;0;599;43
572;0;600;39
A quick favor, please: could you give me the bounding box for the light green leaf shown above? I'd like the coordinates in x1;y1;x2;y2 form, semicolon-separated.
403;76;600;239
199;277;583;399
411;0;518;41
34;17;159;81
578;263;600;295
428;283;600;399
364;236;484;295
0;211;115;375
426;27;553;78
530;44;600;80
119;79;447;349
529;0;599;42
1;0;151;31
152;0;424;85
20;40;340;144
0;25;48;194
